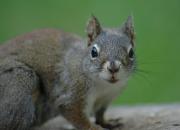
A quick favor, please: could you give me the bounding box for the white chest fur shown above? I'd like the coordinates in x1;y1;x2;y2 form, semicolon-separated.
85;80;127;117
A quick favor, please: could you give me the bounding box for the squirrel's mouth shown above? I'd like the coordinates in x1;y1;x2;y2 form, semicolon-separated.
107;75;119;83
99;71;119;84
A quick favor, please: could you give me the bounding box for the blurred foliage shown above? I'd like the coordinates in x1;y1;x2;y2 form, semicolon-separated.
0;0;180;104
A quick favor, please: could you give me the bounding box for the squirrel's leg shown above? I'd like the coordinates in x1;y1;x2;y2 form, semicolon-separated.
59;104;108;130
95;106;107;126
95;106;123;129
0;62;39;130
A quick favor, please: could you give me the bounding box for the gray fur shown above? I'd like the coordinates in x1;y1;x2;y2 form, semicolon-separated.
0;59;39;130
0;16;136;130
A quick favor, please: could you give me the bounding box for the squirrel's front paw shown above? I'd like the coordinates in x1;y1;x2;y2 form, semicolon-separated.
89;125;109;130
101;118;123;130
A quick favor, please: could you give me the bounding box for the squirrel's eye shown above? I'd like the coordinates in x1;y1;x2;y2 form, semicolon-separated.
128;48;134;59
91;46;98;58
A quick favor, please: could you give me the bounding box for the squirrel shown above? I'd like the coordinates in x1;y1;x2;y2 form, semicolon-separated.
0;15;136;130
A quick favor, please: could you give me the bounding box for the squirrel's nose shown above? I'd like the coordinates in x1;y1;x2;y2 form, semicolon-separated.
107;61;120;73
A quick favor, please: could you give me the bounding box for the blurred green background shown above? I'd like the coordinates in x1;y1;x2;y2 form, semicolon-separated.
0;0;180;105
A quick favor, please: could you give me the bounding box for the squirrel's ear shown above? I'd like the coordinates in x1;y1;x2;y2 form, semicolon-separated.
86;15;102;46
122;15;135;46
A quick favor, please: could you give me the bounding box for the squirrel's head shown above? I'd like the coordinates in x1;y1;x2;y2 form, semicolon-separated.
83;15;136;84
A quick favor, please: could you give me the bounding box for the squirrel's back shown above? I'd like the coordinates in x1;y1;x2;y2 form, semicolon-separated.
0;29;82;88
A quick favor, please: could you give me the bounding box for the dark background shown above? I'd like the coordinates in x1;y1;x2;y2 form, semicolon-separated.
0;0;180;104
